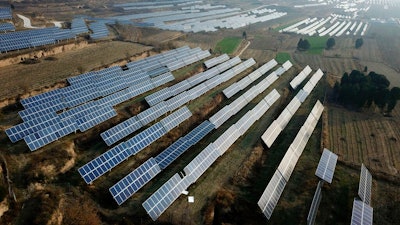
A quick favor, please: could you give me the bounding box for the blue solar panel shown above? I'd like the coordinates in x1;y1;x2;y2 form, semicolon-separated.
6;115;60;143
147;66;170;78
125;122;167;155
165;91;190;112
78;106;117;132
145;88;172;106
18;100;65;122
159;106;192;132
58;101;99;121
0;23;15;32
78;142;129;184
155;137;192;170
24;118;78;151
184;120;215;145
20;89;63;109
0;8;12;20
150;72;174;87
137;102;169;126
89;21;110;39
100;116;143;146
109;158;161;205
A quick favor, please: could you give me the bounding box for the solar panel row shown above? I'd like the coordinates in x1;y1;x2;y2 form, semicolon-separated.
0;7;12;20
204;54;229;68
358;164;372;205
307;180;323;225
258;100;324;220
261;68;324;148
145;56;241;107
143;89;280;220
7;47;207;150
290;65;312;89
351;199;373;225
0;23;15;32
315;148;338;183
89;20;110;39
79;106;192;184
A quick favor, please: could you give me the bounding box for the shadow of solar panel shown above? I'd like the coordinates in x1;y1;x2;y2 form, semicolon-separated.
358;164;372;205
101;116;142;146
257;170;287;220
110;158;161;205
142;173;191;221
351;199;373;225
315;148;338;183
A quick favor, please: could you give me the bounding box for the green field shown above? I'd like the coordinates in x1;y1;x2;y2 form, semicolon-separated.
275;52;291;64
215;37;242;54
306;36;329;54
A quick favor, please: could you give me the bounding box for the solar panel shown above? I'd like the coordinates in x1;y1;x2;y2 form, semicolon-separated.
209;105;232;129
358;164;372;205
290;128;310;157
295;89;309;103
204;54;229;68
20;89;63;109
229;96;248;115
77;106;117;132
100;116;143;146
24;118;78;151
6;114;60;143
188;83;209;100
310;101;324;120
159;106;192;131
351;199;373;225
275;108;293;129
290;65;312;89
257;170;287;219
223;82;240;98
155;137;192;169
204;76;222;90
183;143;220;181
142;173;192;221
165;91;191;112
18;99;65;122
213;125;241;156
137;102;169;126
145;88;172;107
286;98;301;115
307;180;323;225
263;89;281;107
78;142;130;184
282;60;293;71
261;121;282;148
169;80;192;96
151;72;175;87
315;148;338;183
237;76;253;90
242;86;260;103
235;110;256;135
125;122;167;155
309;69;324;87
184;120;215;145
277;147;300;181
109;158;161;205
252;98;272;121
303;81;315;95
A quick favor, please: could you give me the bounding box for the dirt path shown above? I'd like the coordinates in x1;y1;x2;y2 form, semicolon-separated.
17;14;42;29
237;40;251;57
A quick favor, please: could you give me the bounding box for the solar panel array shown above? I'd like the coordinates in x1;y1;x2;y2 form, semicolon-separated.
145;56;241;106
258;100;324;220
7;46;208;151
307;180;323;225
143;89;281;220
290;65;312;89
79;106;192;184
0;7;12;19
315;148;338;183
0;23;15;32
223;59;278;98
262;68;324;148
358;164;372;205
89;20;110;39
351;199;373;225
203;54;229;68
109;157;161;205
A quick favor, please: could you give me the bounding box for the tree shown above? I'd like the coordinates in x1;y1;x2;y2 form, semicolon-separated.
387;87;400;112
297;38;310;51
326;37;336;49
355;38;364;49
364;66;368;72
242;31;247;40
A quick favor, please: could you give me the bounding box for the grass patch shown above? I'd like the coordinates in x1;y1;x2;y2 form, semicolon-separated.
306;36;329;54
215;37;242;54
275;52;291;64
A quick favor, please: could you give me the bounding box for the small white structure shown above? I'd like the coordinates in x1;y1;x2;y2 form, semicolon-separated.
188;196;194;203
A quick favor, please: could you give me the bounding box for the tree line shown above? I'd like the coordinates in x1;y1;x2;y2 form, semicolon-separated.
333;70;400;113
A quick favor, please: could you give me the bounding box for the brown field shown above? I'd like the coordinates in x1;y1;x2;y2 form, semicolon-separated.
325;105;400;178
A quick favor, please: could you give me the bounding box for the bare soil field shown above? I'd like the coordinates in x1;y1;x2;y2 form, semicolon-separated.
0;41;151;100
325;105;400;178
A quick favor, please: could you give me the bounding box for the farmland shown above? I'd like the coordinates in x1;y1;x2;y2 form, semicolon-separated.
215;37;243;54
